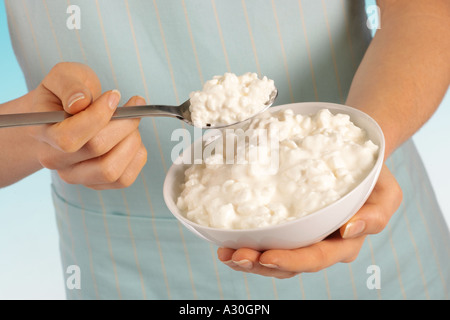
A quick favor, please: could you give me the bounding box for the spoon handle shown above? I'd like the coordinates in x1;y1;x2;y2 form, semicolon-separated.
0;110;69;128
112;105;180;120
0;105;180;128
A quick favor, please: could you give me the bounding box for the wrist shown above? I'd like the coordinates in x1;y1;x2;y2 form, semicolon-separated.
0;89;36;114
0;90;43;187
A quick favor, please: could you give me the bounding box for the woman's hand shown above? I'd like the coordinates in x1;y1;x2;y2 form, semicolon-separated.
217;164;402;278
27;62;147;189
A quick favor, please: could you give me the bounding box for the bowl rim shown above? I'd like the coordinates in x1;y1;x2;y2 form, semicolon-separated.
163;101;385;234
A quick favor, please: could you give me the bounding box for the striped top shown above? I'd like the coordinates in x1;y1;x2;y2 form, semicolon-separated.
5;0;449;299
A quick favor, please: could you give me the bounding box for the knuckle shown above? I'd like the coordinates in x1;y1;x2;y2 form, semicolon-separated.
86;184;103;191
308;265;323;273
115;175;134;189
50;62;67;74
373;205;391;233
100;161;121;184
57;169;75;185
137;144;148;164
116;150;148;188
37;150;58;170
92;104;111;121
113;170;135;189
342;252;359;264
274;272;298;280
51;62;81;76
53;131;81;153
48;62;73;82
129;129;142;144
308;247;327;273
342;239;365;264
84;135;108;156
394;181;403;207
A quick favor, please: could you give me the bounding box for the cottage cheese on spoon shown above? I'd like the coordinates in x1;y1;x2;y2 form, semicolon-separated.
189;72;275;128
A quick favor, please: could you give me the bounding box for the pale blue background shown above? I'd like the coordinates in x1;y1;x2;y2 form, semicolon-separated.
0;1;448;299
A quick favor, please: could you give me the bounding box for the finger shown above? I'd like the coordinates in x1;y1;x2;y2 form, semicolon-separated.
86;143;148;190
217;247;298;279
231;248;261;270
217;248;249;272
77;96;143;160
217;247;235;263
218;247;260;272
40;89;121;153
341;164;403;239
259;233;366;274
41;62;102;114
38;96;144;170
58;129;143;186
218;247;261;269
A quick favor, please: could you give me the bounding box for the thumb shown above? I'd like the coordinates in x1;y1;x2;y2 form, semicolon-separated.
340;165;402;239
65;88;93;115
42;62;102;114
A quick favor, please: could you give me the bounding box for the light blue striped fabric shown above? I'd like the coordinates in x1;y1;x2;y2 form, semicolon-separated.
6;0;449;299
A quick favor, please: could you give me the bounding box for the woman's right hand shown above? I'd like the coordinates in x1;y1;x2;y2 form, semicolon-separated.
27;62;147;190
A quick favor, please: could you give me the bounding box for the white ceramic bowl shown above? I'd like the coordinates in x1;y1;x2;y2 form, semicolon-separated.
163;102;385;250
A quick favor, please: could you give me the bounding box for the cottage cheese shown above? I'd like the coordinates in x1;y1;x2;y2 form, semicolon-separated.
189;72;275;128
177;108;379;230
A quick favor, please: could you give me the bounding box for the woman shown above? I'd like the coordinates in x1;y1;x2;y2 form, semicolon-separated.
1;0;449;299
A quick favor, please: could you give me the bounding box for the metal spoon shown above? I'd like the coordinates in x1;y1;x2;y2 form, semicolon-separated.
0;89;278;129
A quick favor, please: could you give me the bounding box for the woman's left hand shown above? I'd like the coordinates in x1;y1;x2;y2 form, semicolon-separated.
217;164;402;278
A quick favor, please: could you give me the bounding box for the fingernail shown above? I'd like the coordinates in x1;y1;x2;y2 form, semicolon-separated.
233;259;253;269
108;89;121;110
67;92;85;110
260;262;279;269
343;220;366;239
